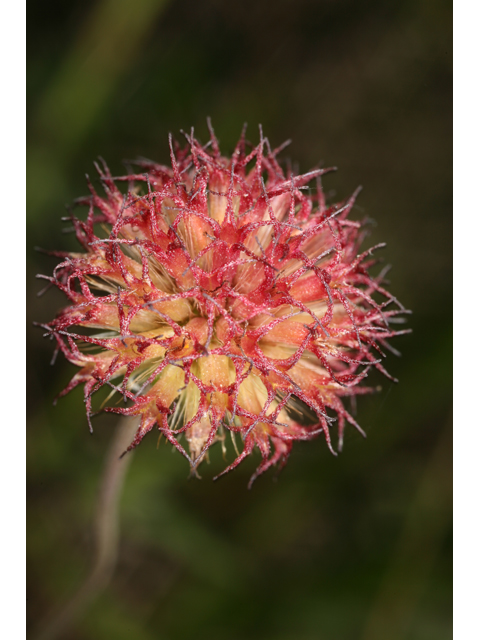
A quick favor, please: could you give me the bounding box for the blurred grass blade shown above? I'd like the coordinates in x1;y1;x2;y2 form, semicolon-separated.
28;0;171;224
36;0;171;154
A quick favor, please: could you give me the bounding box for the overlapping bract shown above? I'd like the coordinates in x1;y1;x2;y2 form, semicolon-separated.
40;125;407;485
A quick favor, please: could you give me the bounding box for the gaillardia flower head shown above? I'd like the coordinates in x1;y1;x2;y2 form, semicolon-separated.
39;123;408;486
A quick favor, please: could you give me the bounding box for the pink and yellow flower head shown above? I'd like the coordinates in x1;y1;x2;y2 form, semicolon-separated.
40;123;408;486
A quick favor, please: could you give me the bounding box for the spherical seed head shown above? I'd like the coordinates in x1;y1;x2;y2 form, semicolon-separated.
40;123;408;486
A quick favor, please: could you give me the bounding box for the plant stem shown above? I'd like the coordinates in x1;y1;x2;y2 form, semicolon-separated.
33;418;138;640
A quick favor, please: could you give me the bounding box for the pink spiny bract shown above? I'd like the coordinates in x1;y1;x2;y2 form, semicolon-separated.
39;123;408;486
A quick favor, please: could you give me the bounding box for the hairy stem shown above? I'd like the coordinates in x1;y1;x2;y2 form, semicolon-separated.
33;418;138;640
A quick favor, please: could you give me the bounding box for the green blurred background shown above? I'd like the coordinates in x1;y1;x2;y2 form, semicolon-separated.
27;1;452;638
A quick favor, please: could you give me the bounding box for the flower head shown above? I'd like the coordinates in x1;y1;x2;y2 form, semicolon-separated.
39;123;408;485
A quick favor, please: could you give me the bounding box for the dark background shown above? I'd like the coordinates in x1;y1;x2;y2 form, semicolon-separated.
27;1;452;638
